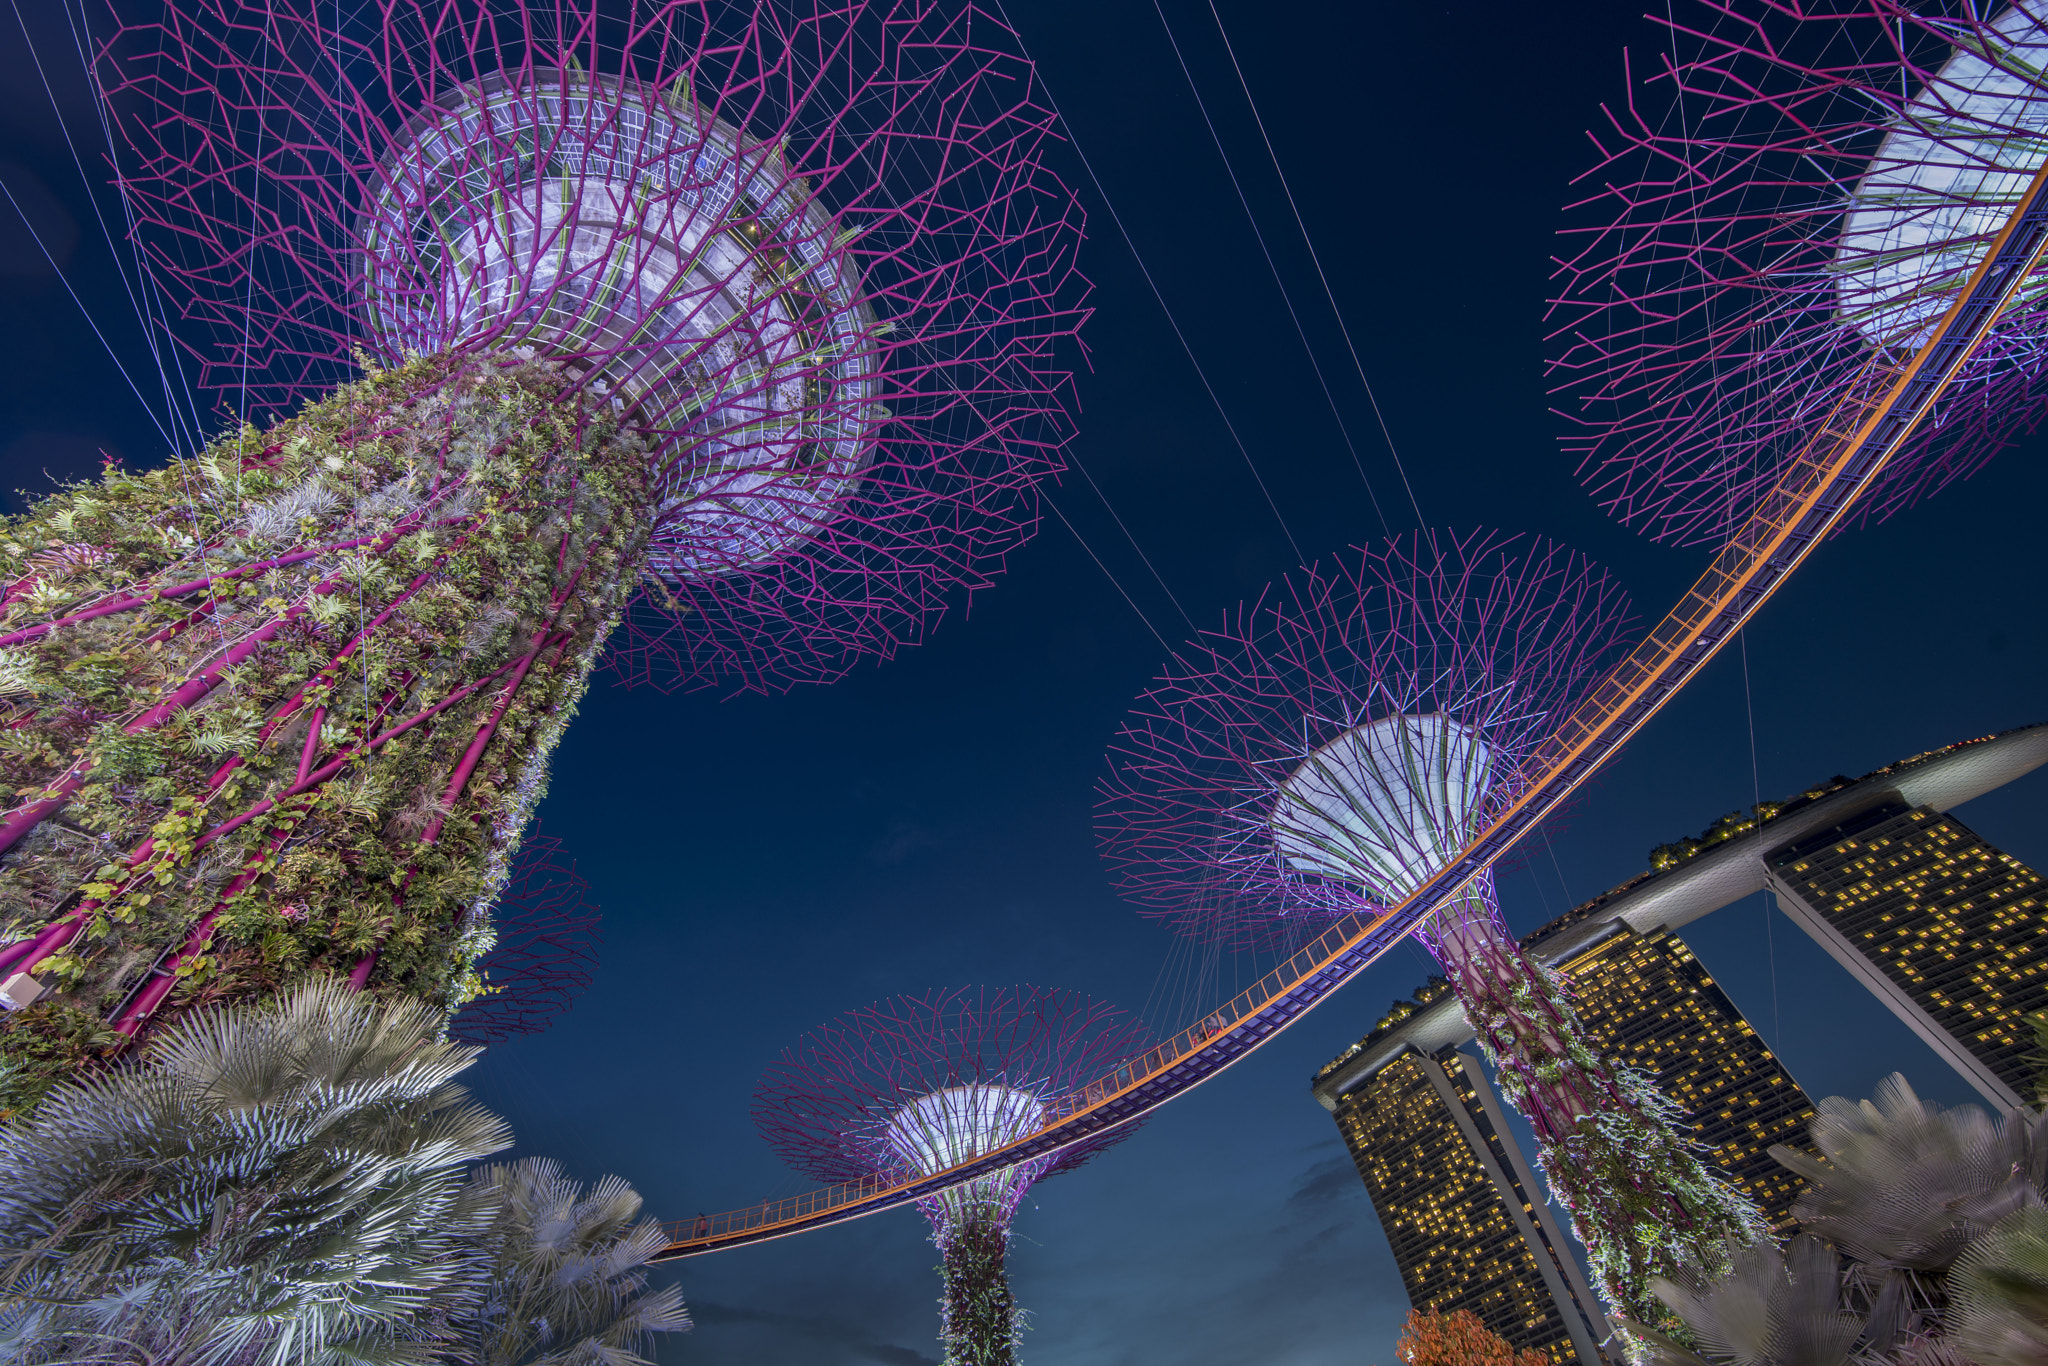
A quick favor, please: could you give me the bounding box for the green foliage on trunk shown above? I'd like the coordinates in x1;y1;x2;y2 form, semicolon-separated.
936;1210;1022;1366
0;352;654;1084
1454;944;1767;1337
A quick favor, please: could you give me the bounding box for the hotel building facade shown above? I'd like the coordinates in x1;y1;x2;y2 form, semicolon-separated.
1313;724;2048;1363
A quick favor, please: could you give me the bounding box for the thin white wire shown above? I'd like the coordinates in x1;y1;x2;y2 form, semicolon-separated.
0;4;185;453
319;0;376;763
1662;0;1785;1047
1739;631;1780;1044
1042;497;1172;652
1148;0;1391;536
1064;462;1196;632
988;0;1305;566
0;176;177;452
1537;820;1575;917
1199;0;1425;527
21;0;204;455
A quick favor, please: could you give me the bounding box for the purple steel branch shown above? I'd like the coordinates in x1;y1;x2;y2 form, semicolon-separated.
449;832;601;1044
98;0;1087;694
1096;528;1631;947
753;986;1146;1190
1548;0;2048;546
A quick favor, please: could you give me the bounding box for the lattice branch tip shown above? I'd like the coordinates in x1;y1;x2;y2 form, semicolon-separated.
449;832;600;1045
1549;0;2048;546
753;986;1146;1366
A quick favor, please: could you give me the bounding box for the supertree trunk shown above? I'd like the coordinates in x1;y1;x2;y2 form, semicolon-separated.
933;1197;1024;1366
1421;879;1767;1337
0;351;651;1065
0;0;1085;1102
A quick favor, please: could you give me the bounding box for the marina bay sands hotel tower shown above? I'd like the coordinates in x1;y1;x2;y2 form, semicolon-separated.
1313;725;2048;1365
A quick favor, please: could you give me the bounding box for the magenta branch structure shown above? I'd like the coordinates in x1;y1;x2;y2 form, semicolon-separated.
0;0;1082;1065
1096;528;1765;1326
106;0;1086;693
754;987;1145;1366
1549;0;2048;544
447;831;600;1044
1097;530;1628;946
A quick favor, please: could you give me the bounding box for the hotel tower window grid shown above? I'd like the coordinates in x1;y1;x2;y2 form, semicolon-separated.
1556;928;1815;1228
1312;727;2048;1361
1334;1048;1605;1366
1771;804;2048;1102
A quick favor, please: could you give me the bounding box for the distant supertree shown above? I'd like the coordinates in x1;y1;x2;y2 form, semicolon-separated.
0;0;1081;1058
448;831;599;1044
1549;0;2048;545
754;987;1145;1366
1096;529;1767;1330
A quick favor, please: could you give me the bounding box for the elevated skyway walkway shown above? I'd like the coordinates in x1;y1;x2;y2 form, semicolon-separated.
653;147;2048;1263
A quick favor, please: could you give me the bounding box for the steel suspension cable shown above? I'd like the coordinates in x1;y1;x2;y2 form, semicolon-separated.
1042;496;1174;652
1199;0;1423;527
1064;459;1197;633
1149;0;1391;536
0;173;182;453
16;0;204;455
990;0;1305;566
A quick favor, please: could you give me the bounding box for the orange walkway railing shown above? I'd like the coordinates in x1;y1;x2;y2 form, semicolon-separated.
653;150;2048;1261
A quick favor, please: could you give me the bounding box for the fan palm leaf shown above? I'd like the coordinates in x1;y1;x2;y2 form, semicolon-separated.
453;1157;690;1366
1769;1072;2048;1347
1951;1204;2048;1366
0;979;511;1366
1622;1235;1864;1366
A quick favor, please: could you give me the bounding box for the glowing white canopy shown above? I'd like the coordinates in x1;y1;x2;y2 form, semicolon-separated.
884;1085;1047;1179
1836;4;2048;348
360;75;879;581
1267;712;1494;899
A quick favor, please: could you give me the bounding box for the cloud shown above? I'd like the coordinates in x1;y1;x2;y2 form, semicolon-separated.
690;1301;940;1366
1286;1153;1362;1213
867;818;942;866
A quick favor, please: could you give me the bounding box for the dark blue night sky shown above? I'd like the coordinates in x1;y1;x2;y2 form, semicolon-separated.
1;2;2044;1363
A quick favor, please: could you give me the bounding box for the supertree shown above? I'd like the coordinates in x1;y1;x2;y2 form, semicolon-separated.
447;830;600;1044
0;0;1083;1061
1095;528;1767;1333
1548;0;2048;545
753;986;1145;1366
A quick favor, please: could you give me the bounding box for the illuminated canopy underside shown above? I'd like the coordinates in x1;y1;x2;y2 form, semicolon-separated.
1837;2;2048;348
1268;712;1494;900
884;1084;1048;1178
360;74;880;581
